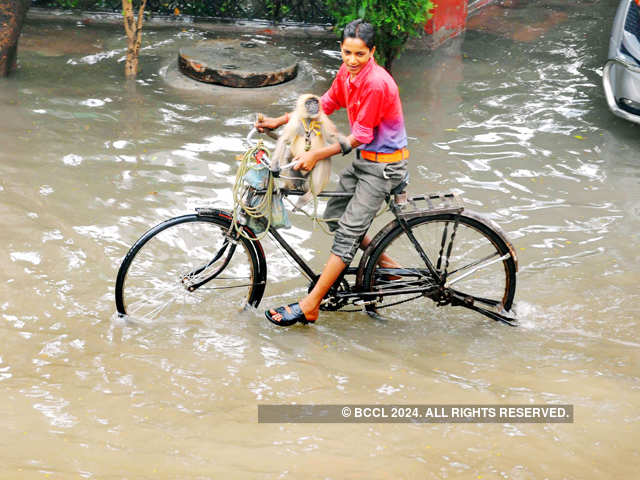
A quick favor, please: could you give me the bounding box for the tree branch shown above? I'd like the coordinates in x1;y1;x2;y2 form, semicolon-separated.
136;0;147;35
122;0;134;40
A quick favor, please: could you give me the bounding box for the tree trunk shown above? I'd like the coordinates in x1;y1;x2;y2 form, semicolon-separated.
122;0;147;79
382;44;397;76
0;0;30;77
382;34;409;76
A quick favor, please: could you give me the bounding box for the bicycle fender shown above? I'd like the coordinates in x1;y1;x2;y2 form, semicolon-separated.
196;207;233;221
196;207;260;240
196;207;266;254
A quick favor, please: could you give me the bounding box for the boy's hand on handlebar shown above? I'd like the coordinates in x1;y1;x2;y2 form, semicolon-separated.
293;151;318;172
255;114;282;132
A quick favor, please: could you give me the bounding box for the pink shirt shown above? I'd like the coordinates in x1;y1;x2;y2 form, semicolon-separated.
320;58;408;154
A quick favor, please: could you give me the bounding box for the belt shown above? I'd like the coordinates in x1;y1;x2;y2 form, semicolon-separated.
357;148;410;163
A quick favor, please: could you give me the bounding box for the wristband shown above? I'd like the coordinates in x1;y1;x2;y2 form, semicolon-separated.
339;137;352;156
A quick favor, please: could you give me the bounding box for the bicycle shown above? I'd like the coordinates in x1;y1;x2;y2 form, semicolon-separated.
115;129;519;326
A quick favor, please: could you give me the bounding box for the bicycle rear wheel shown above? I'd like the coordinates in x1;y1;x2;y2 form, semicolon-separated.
361;212;517;318
115;212;265;321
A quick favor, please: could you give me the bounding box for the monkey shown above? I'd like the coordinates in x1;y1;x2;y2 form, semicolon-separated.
270;94;349;208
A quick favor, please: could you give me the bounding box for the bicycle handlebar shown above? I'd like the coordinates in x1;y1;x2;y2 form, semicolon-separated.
245;127;260;147
246;125;279;146
244;127;299;173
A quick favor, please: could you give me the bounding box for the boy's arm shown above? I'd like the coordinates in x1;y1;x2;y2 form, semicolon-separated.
255;112;292;132
293;135;361;171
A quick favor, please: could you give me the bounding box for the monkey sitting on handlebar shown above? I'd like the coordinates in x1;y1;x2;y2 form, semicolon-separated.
271;94;348;207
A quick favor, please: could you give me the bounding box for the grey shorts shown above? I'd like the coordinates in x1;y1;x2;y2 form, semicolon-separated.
323;157;408;265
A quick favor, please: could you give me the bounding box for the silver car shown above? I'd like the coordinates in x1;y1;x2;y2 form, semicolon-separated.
603;0;640;124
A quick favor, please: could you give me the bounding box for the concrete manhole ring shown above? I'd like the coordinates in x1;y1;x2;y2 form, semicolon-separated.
178;39;299;88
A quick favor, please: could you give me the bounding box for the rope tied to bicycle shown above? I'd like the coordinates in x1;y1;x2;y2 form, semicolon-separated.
231;140;291;241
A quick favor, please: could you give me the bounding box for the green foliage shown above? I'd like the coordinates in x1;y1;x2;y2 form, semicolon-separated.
253;0;330;23
325;0;435;73
264;1;290;23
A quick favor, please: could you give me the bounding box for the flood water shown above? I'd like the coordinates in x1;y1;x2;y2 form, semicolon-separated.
1;1;639;477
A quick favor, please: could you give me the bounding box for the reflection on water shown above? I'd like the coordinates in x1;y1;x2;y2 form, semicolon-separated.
1;2;639;477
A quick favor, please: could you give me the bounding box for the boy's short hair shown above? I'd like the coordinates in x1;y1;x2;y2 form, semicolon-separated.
341;19;375;49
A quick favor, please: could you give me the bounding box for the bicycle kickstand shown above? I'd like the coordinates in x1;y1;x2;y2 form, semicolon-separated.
450;294;519;327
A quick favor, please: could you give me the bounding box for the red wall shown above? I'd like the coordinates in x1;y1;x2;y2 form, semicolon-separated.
425;0;468;46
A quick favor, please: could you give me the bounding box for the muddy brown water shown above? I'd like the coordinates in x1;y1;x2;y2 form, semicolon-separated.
1;2;639;478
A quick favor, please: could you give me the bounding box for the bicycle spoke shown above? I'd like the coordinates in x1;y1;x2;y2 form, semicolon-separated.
373;268;436;291
139;298;177;320
446;251;500;277
445;253;511;287
375;267;429;278
128;283;183;304
197;282;263;290
129;294;178;319
201;275;253;281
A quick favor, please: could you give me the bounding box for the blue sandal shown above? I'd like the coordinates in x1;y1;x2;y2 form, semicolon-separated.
265;302;312;327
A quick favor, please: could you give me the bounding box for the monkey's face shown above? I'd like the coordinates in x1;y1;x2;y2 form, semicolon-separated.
304;97;320;117
297;94;321;120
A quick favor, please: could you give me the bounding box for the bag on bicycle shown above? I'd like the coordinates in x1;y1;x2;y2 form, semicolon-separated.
242;164;291;233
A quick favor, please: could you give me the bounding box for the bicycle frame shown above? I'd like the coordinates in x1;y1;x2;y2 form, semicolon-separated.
235;187;493;317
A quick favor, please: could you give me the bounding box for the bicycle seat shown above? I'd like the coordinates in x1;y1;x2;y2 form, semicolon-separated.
390;172;410;195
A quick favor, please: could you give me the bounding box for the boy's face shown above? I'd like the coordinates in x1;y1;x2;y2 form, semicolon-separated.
340;37;376;77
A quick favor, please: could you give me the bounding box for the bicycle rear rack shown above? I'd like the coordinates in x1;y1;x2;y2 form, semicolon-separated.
394;192;464;220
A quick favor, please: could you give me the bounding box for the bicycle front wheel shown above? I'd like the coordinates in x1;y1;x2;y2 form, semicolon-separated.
362;212;517;318
115;212;265;321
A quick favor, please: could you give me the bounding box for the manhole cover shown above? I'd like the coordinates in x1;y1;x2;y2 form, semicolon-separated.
178;39;299;88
